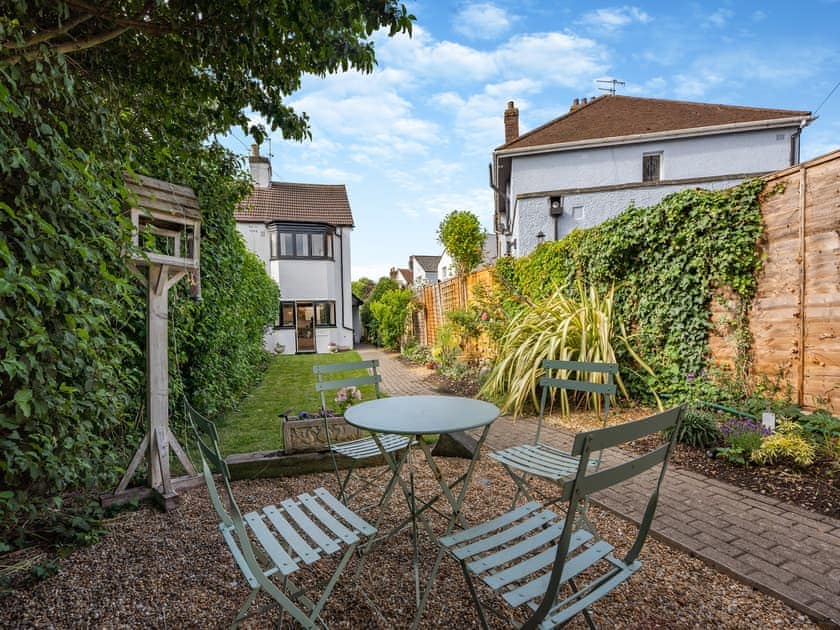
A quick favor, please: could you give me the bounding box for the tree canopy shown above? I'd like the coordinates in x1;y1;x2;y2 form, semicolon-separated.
437;210;486;276
5;1;414;142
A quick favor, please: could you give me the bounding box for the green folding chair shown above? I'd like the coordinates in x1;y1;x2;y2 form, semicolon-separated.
490;360;618;508
313;360;412;507
185;400;376;629
440;405;684;629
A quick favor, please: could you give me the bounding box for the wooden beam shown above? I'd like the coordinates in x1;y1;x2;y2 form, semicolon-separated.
167;427;196;476
115;432;149;494
797;166;807;406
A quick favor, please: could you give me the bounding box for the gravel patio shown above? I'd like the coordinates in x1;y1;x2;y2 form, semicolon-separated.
1;452;816;629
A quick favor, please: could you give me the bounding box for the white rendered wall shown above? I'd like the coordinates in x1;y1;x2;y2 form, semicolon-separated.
237;222;353;352
236;223;270;271
509;127;797;255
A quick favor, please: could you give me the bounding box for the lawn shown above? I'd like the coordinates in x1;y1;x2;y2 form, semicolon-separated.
216;351;377;455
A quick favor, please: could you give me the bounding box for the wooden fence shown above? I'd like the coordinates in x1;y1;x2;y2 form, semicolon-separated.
411;268;495;350
412;150;840;412
711;150;840;412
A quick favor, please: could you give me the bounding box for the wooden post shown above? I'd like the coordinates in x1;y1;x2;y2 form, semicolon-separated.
147;265;170;493
797;166;807;407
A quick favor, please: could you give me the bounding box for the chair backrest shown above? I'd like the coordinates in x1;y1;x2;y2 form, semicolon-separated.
313;359;382;414
537;360;618;441
184;399;288;597
532;405;684;625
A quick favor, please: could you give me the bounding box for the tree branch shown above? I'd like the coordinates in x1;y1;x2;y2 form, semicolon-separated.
54;26;132;55
6;26;131;64
4;14;94;50
65;1;173;36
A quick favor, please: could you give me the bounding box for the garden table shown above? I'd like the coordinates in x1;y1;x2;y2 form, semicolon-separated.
344;395;499;628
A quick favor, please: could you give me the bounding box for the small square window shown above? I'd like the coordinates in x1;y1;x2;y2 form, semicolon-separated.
643;153;661;182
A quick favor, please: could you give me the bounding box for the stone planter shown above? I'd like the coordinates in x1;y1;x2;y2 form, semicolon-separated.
282;415;363;454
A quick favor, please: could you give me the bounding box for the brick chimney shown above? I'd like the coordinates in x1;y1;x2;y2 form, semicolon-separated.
248;144;272;188
504;101;519;143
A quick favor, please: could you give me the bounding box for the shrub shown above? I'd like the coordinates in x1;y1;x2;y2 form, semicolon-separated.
752;432;816;467
716;416;770;465
478;282;633;417
401;344;433;364
664;407;722;448
368;287;411;350
798;409;840;461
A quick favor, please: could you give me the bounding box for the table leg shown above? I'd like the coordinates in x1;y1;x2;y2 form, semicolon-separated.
410;423;493;629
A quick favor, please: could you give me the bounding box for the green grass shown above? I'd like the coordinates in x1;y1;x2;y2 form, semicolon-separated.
217;351;374;455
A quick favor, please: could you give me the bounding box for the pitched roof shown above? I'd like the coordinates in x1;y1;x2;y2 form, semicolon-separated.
412;255;441;272
498;95;811;151
399;268;413;283
235;182;354;226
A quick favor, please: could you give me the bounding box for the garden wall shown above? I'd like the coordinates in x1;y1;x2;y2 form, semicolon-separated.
710;149;840;412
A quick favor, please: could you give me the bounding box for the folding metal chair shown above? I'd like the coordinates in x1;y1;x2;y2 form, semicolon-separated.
440;405;684;629
185;400;375;629
490;360;618;508
313;360;412;508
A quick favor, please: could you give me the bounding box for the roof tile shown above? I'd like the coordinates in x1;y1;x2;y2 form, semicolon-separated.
499;95;811;151
235;182;354;226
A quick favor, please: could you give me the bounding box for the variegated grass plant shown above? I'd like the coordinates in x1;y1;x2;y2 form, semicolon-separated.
479;283;652;417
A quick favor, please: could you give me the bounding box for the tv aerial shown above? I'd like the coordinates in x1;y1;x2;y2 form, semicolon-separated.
597;78;625;95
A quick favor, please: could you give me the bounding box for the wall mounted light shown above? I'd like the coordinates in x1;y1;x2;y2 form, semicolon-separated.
536;231;545;245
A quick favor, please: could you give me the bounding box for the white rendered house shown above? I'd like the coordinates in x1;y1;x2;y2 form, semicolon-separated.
408;255;441;285
236;146;355;353
492;95;812;257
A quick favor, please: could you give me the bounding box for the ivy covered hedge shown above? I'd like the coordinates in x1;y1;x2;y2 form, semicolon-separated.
496;181;766;398
0;49;277;552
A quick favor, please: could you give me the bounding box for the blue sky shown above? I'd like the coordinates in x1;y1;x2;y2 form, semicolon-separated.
222;1;840;281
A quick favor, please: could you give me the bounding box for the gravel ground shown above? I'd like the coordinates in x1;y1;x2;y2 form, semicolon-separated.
1;453;816;629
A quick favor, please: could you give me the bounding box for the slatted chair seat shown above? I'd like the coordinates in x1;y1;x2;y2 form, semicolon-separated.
489;360;618;508
314;360;413;507
185;399;375;629
490;443;599;482
440;406;684;629
330;432;412;460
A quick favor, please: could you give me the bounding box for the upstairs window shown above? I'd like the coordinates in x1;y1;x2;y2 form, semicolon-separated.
643;153;662;182
269;224;334;259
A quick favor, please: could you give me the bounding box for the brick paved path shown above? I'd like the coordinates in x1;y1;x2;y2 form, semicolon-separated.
358;345;840;626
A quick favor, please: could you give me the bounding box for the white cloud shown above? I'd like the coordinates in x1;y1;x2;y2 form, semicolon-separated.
377;26;606;89
454;3;514;40
705;8;734;29
578;6;651;32
282;163;362;183
400;187;495;229
498;32;607;88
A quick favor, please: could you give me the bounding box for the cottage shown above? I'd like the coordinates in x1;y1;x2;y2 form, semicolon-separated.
235;146;355;353
492;95;812;256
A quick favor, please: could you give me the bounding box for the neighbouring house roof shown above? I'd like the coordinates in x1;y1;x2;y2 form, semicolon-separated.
497;95;811;151
399;268;413;283
412;255;441;272
235;182;354;226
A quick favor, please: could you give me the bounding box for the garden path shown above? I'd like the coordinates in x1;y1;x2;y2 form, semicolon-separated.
358;344;840;626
